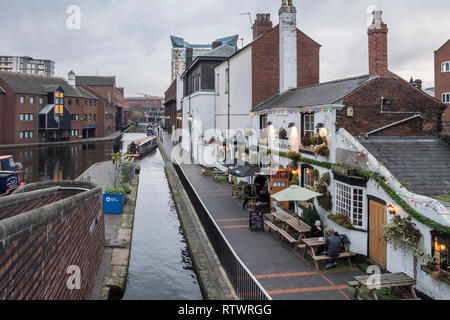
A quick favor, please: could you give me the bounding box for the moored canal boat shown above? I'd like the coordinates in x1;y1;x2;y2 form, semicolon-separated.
127;136;158;160
0;155;25;196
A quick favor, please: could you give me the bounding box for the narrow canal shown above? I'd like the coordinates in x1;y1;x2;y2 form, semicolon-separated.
8;128;203;300
121;132;203;300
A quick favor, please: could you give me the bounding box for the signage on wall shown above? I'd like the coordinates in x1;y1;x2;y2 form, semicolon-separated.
270;169;290;210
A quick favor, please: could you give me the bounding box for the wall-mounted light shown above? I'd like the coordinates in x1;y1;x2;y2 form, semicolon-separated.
288;122;295;128
387;204;397;215
267;122;273;126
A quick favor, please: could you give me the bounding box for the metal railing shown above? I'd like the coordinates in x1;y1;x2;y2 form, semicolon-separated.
173;161;271;301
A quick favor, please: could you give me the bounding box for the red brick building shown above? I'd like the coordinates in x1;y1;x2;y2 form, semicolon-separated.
164;79;178;132
435;39;450;133
0;72;108;145
124;96;164;123
250;12;320;107
75;75;126;130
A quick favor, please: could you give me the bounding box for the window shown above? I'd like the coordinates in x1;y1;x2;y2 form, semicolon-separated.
72;114;79;121
68;99;72;106
24;114;29;121
443;93;450;104
431;232;449;272
89;100;92;106
303;113;315;137
260;115;268;130
39;97;44;104
30;97;35;104
442;61;450;73
84;100;88;106
71;129;79;137
303;167;314;189
20;114;24;121
76;99;80;106
225;68;229;94
93;114;96;121
19;131;33;139
216;73;220;96
30;114;34;121
84;114;87;121
335;181;366;228
20;96;25;104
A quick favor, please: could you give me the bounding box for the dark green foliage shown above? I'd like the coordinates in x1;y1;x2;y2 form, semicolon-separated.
301;205;322;227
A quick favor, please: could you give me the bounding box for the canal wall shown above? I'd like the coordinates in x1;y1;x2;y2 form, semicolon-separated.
0;181;104;300
158;139;228;300
0;124;136;151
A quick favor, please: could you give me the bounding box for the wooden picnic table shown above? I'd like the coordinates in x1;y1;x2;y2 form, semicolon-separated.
302;237;355;270
348;272;418;300
265;211;311;252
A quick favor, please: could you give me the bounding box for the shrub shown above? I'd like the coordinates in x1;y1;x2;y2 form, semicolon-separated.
314;144;330;157
301;205;321;227
286;152;301;161
106;186;126;195
301;135;313;147
328;213;354;230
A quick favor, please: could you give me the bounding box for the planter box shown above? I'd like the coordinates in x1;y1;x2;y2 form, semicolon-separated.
103;193;126;215
332;165;357;177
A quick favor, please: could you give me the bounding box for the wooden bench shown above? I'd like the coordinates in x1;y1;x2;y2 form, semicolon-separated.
350;272;419;300
279;229;297;244
264;221;281;233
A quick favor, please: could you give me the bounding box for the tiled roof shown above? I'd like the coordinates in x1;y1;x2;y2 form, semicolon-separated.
204;45;236;58
75;76;115;86
360;137;450;196
0;71;96;99
253;75;377;111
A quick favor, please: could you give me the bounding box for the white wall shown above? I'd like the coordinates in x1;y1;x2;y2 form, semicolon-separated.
215;47;252;136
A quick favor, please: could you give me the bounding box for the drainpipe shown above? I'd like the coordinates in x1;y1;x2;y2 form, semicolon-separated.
35;95;39;143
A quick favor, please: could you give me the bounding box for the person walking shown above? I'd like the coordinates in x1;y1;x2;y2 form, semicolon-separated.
242;182;252;209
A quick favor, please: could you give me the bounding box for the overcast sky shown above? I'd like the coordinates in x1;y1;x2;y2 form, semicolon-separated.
1;0;449;97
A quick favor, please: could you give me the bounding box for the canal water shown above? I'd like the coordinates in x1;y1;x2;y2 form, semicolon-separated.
8;129;203;300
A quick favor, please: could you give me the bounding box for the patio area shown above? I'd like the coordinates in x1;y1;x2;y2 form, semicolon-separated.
162;133;419;300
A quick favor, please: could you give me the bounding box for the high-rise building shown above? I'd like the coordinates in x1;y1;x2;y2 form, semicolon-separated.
0;56;55;77
170;35;238;81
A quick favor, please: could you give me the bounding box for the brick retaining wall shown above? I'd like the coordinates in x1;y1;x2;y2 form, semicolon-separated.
0;182;104;300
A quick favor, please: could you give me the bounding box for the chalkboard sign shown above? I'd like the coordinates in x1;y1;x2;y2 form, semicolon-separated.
249;211;264;232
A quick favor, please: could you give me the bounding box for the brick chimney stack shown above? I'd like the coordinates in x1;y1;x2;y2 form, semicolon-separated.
279;0;297;94
253;13;272;40
368;8;389;77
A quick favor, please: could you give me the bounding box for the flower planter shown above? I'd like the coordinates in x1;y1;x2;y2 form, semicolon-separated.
103;193;126;215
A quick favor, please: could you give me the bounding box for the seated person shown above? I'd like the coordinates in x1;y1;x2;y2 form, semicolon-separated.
323;229;342;269
257;186;270;204
308;220;324;238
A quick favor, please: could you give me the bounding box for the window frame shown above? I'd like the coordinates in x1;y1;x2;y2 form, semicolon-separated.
260;115;268;130
442;61;450;73
431;231;449;272
334;181;367;229
442;92;450;104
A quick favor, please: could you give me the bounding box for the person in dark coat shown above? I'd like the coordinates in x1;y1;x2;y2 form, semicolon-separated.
323;229;342;269
308;220;324;238
242;183;252;209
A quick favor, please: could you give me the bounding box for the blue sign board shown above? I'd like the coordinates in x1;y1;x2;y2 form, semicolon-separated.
103;193;125;215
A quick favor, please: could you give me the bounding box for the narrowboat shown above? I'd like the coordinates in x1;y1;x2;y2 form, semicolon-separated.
127;136;158;160
0;155;25;196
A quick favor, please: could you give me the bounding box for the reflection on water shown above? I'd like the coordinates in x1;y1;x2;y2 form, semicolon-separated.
123;145;203;300
9;141;119;183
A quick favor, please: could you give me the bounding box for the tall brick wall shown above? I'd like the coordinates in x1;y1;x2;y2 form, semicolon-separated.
0;183;104;300
251;26;320;107
337;77;445;137
435;40;450;133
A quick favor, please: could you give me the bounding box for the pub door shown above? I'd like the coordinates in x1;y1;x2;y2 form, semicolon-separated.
369;199;387;269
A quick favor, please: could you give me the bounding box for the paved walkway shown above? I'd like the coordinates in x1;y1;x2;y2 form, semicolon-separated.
77;161;122;300
162;132;366;300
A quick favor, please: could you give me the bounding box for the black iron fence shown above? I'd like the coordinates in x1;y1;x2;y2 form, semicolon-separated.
173;161;271;301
